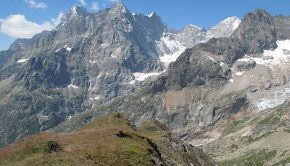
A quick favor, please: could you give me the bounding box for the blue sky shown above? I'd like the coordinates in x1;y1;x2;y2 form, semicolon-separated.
0;0;290;51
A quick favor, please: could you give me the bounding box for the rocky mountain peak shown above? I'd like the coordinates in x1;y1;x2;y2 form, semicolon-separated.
244;9;273;23
218;16;241;29
67;5;88;18
109;3;129;15
206;16;241;39
232;9;276;53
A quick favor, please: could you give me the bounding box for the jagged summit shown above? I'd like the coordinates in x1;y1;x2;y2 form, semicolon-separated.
205;16;241;39
243;9;273;24
68;5;88;17
218;16;241;29
109;2;129;15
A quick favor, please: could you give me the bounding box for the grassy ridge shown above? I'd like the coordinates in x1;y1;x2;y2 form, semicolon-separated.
0;113;215;166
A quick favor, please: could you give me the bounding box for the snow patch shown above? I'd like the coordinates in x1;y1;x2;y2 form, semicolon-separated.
17;58;29;63
66;47;72;52
159;50;184;66
66;115;73;120
89;60;97;64
148;12;154;17
157;34;186;66
90;95;101;100
236;72;243;76
219;62;225;66
229;79;234;83
237;57;252;62
133;72;161;82
255;86;290;112
55;48;61;53
68;84;79;89
64;45;72;52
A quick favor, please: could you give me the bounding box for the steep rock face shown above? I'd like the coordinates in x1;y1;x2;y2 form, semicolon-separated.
232;9;277;53
274;15;290;39
0;4;167;147
164;48;228;90
14;54;70;90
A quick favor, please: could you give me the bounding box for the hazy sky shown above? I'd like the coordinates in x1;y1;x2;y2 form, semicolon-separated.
0;0;289;51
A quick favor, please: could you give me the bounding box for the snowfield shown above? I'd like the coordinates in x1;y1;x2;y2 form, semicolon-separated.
156;34;186;66
255;86;290;112
251;40;290;68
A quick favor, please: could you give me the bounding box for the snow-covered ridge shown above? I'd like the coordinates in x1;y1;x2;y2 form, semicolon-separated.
206;16;241;39
218;16;241;30
187;24;202;30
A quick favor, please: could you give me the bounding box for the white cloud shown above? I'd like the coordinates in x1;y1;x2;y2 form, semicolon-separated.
0;12;64;39
51;12;64;26
78;0;87;6
91;1;100;11
25;0;47;9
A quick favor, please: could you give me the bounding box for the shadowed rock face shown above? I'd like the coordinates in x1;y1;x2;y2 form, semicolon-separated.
14;54;70;91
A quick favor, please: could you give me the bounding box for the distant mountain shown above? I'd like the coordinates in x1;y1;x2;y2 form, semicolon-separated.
156;16;241;66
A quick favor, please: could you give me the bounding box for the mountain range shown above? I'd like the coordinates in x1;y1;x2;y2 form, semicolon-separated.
0;3;290;165
0;3;239;146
